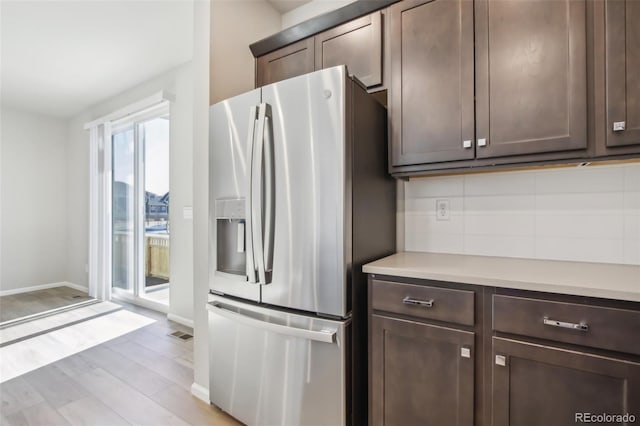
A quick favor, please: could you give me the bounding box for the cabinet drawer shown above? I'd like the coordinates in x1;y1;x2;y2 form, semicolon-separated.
371;279;475;326
493;295;640;356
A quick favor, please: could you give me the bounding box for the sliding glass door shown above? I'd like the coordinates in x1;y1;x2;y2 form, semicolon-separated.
112;127;136;294
111;108;170;308
141;116;170;303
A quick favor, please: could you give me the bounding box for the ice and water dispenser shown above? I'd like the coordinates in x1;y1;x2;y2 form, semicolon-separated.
215;198;246;279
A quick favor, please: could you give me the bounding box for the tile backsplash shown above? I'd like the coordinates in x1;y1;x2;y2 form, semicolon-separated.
403;162;640;265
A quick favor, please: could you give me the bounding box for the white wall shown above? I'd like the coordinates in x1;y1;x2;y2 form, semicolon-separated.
403;163;640;265
210;0;281;103
0;107;69;292
281;0;356;29
192;0;211;400
192;0;281;399
169;63;195;323
66;116;89;289
67;63;195;322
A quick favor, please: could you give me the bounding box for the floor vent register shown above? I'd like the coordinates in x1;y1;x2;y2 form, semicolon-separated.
169;330;193;341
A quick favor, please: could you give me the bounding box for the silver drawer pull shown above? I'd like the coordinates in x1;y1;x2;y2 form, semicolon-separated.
403;296;434;308
543;317;588;332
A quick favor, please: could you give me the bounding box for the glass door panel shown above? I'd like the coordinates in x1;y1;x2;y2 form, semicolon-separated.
112;128;135;293
110;107;170;309
141;116;170;304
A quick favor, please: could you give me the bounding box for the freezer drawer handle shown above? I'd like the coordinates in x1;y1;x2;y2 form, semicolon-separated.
207;303;337;344
403;296;434;308
543;317;589;332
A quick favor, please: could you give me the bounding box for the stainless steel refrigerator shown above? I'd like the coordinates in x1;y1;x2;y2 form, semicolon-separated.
207;66;395;426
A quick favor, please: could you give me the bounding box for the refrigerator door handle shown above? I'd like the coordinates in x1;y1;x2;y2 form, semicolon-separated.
207;302;337;344
262;104;275;276
253;104;267;284
245;105;258;284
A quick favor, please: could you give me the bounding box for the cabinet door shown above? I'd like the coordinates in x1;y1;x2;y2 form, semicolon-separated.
389;0;475;166
605;0;640;147
256;38;314;87
370;314;475;426
475;0;587;158
314;12;382;88
492;337;640;426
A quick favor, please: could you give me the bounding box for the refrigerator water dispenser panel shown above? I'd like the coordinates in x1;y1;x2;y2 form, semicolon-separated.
215;198;247;278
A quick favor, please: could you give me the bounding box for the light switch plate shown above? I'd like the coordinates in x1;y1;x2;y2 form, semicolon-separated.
183;206;193;220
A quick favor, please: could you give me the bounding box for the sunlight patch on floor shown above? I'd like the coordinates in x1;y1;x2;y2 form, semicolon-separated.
0;310;155;383
0;301;122;346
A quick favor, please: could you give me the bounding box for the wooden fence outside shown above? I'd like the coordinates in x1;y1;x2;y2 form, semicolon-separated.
146;234;170;279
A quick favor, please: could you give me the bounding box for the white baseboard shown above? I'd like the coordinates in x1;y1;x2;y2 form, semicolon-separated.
63;282;89;293
191;382;209;403
0;281;88;297
167;313;194;328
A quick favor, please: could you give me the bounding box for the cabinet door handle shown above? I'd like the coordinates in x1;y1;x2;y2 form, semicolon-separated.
477;138;487;147
403;296;434;308
543;317;588;332
463;140;472;149
613;121;626;132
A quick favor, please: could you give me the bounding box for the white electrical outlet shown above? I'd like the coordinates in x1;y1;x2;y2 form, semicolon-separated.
436;199;450;221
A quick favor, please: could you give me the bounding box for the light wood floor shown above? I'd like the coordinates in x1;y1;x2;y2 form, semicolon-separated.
0;302;242;426
0;302;122;348
0;287;93;323
142;287;170;305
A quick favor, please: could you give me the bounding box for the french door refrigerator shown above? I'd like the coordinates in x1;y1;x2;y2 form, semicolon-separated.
207;66;395;426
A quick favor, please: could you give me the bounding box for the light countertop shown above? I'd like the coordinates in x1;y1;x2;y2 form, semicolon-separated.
363;252;640;302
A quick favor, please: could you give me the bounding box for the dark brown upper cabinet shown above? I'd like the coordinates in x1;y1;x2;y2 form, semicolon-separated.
389;0;589;172
474;0;587;159
255;11;383;90
389;0;475;166
246;0;639;176
255;38;315;87
605;0;640;148
314;12;383;89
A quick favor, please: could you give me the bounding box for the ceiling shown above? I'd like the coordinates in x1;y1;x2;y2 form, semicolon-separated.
266;0;312;14
0;1;194;119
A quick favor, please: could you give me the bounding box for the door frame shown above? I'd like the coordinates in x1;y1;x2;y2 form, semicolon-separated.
86;95;170;312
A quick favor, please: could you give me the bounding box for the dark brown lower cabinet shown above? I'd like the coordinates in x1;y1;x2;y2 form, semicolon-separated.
369;276;640;425
370;314;475;426
492;337;640;426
